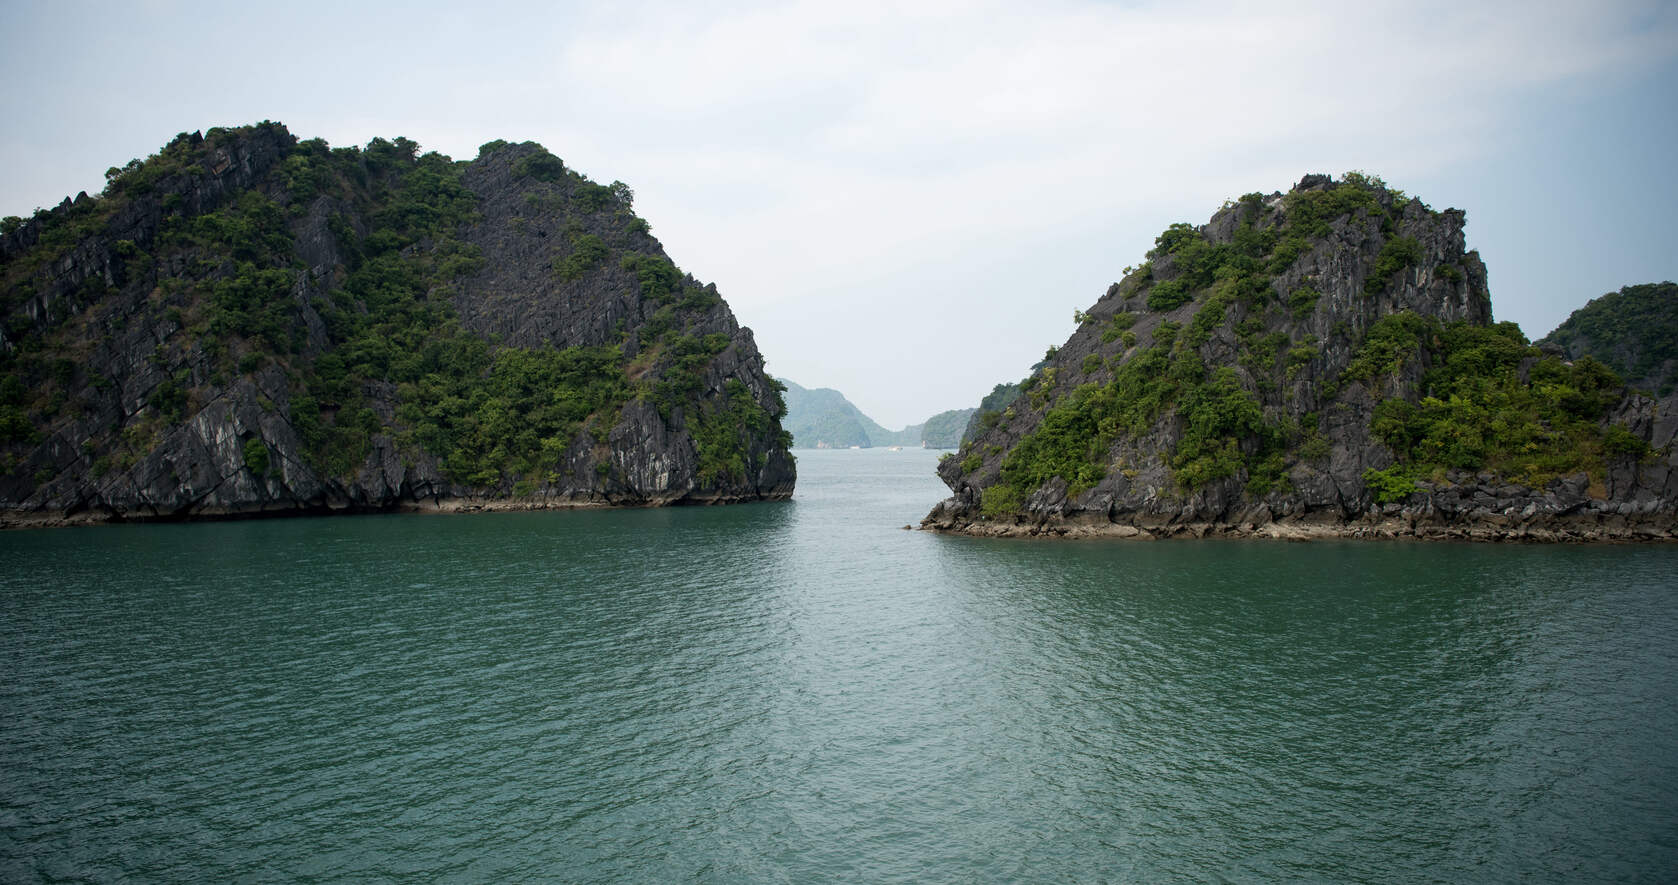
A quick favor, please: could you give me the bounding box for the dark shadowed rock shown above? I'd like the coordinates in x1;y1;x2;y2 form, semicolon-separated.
1;124;794;526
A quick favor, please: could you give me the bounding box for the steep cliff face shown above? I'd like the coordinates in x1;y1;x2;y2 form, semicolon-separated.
926;174;1677;541
0;123;794;525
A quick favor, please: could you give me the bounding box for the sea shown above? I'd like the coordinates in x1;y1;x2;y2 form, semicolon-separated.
2;447;1675;882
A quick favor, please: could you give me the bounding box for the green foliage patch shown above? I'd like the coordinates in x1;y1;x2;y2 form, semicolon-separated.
1170;367;1267;489
1147;279;1192;311
1365;237;1423;295
555;233;608;281
1100;312;1136;343
1288;286;1321;318
1351;316;1635;487
242;438;271;475
986;326;1281;511
400;344;632;486
690;378;778;486
620;252;682;302
1540;281;1678;395
512;148;566;182
1362;465;1416;504
1341;312;1431;386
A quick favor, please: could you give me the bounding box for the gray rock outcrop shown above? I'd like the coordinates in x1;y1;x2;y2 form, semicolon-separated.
924;176;1677;542
0;124;794;526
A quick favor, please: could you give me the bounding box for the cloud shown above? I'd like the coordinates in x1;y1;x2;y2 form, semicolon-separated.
501;0;1677;424
2;0;1674;427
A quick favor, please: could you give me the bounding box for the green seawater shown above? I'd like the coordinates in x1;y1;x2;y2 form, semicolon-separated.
2;448;1676;882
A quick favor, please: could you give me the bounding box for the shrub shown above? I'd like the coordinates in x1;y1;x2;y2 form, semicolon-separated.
147;376;188;422
512;149;566;182
1171;368;1264;489
1281;179;1381;238
1355;318;1629;484
574;181;615;213
690;378;769;486
1185;294;1230;347
1147;279;1192;311
1268;235;1310;274
1363;465;1416;504
243;438;271;475
620;252;681;301
1603;425;1651;460
1289;286;1321;318
1285;343;1318;377
0;403;35;444
554;233;608;281
1099;312;1137;344
1365;236;1423;295
1151;222;1199;257
998;382;1113;497
980;483;1023;517
1342;312;1429;385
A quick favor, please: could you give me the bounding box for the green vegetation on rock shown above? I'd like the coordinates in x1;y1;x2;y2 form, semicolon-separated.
938;172;1655;526
1354;314;1627;487
1540;281;1678;395
960;381;1024;446
1;122;792;515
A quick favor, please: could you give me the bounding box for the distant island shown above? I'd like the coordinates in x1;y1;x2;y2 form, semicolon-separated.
777;378;972;449
926;174;1677;542
1;122;795;526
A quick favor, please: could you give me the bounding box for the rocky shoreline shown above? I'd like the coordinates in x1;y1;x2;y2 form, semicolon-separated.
0;488;795;530
922;468;1678;543
920;514;1677;543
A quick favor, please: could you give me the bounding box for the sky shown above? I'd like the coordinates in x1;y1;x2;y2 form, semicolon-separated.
3;0;1675;429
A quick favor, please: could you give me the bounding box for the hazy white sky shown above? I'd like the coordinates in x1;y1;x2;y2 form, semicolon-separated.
4;0;1675;428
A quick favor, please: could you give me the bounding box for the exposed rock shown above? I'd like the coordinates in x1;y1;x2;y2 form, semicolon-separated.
1;124;794;526
925;175;1676;542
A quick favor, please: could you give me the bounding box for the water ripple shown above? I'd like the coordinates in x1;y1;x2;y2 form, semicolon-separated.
3;451;1677;882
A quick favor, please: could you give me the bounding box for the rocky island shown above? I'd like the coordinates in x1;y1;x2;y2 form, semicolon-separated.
925;174;1677;541
0;122;794;526
778;378;973;449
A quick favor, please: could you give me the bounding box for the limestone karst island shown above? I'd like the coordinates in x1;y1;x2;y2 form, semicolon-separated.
1;126;1674;540
0;122;794;526
923;176;1678;542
